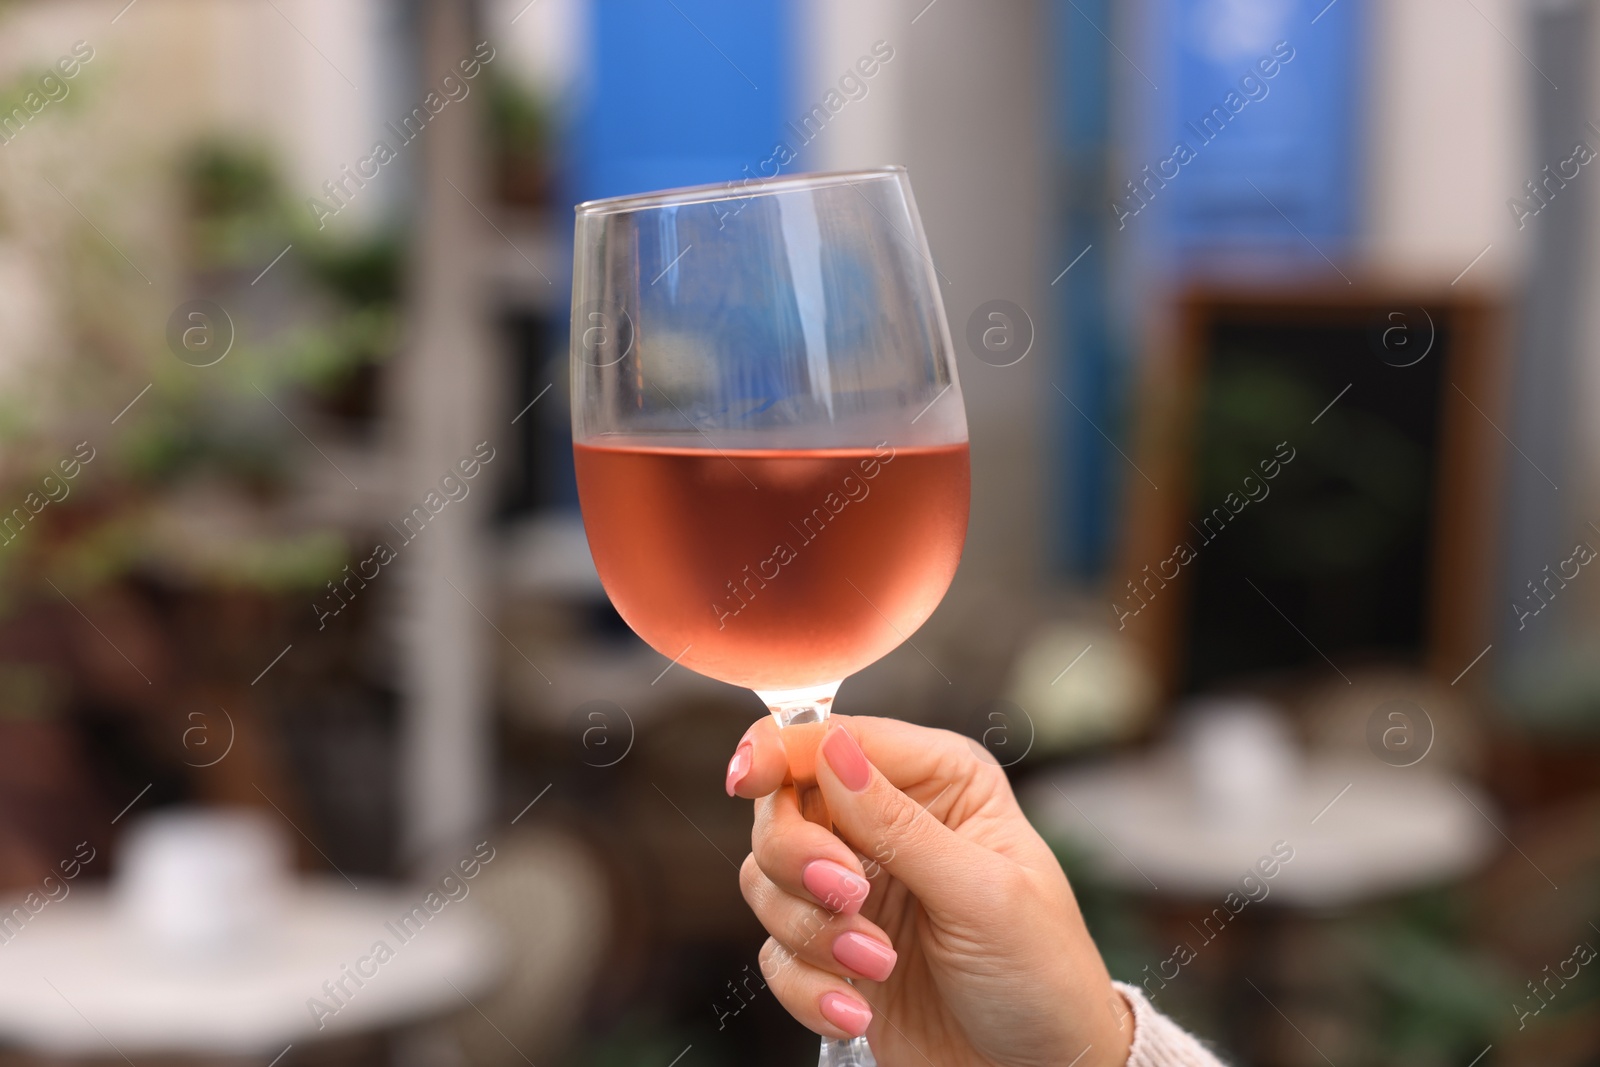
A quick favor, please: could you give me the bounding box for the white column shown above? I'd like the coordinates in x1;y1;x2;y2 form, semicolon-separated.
795;0;1052;590
1364;0;1528;285
901;0;1051;590
797;0;912;171
395;0;497;861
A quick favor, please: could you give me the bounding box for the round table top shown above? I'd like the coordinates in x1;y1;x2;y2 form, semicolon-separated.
0;882;503;1057
1023;753;1497;908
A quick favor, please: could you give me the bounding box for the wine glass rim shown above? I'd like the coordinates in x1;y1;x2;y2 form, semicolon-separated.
574;166;908;217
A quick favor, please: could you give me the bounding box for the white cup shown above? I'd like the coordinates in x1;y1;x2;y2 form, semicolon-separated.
115;807;289;959
1182;698;1298;825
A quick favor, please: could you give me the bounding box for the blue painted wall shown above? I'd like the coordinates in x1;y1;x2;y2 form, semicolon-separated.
1051;0;1125;579
1138;0;1365;254
569;0;794;204
1050;0;1367;579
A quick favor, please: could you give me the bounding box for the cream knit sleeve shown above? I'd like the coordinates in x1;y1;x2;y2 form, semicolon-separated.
1113;982;1230;1067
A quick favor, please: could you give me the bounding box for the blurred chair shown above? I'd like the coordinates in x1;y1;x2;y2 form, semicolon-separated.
1299;666;1486;775
447;828;610;1066
1472;794;1600;1067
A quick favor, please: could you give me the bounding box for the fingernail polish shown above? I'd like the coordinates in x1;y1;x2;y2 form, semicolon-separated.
821;727;871;792
832;931;897;982
725;741;752;796
819;990;872;1038
801;860;870;914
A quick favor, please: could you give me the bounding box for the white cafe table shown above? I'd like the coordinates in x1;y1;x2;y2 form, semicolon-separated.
0;882;503;1058
1023;753;1499;908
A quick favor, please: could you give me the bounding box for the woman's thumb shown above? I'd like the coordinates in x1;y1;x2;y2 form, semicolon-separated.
814;722;991;916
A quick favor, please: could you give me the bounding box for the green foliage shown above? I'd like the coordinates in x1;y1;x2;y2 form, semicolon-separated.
300;234;404;307
486;70;552;160
183;138;280;218
1335;891;1514;1066
1197;355;1428;577
0;663;61;721
573;1021;694;1067
0;132;410;598
1042;823;1527;1066
173;136;403;412
1502;632;1600;736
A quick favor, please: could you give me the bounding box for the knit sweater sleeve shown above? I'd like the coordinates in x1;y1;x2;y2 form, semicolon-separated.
1113;982;1229;1067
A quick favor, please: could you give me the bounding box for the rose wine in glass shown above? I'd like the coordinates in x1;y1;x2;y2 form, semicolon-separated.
570;168;968;1067
573;442;968;689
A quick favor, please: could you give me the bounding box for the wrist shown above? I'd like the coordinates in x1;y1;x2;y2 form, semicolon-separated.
1087;984;1136;1067
1041;971;1132;1067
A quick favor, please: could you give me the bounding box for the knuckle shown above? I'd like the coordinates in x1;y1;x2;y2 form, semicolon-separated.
784;903;833;954
760;813;793;860
875;788;929;851
930;724;981;763
938;738;986;786
968;752;1013;799
984;862;1032;910
739;852;764;902
758;936;794;983
751;794;777;849
756;802;812;873
752;792;799;860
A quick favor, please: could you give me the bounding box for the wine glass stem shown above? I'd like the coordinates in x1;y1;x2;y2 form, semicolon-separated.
759;681;842;828
757;682;877;1067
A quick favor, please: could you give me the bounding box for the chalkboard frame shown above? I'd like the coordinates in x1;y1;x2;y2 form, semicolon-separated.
1114;284;1505;700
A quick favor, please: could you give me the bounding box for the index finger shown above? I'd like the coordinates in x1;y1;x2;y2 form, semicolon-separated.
726;714;790;798
729;713;996;802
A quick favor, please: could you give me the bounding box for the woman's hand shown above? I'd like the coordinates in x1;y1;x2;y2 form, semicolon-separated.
725;714;1134;1067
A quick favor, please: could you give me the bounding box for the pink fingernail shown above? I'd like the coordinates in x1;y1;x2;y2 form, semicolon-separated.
819;991;872;1038
725;741;752;796
821;727;871;792
802;860;869;914
832;931;896;982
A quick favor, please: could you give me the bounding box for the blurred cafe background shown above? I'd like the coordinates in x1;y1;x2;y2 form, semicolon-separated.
0;0;1595;1064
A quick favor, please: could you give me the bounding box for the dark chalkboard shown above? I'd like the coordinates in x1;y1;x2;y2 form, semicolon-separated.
1115;289;1502;698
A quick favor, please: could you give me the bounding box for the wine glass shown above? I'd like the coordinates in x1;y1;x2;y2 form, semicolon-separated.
570;166;969;1067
